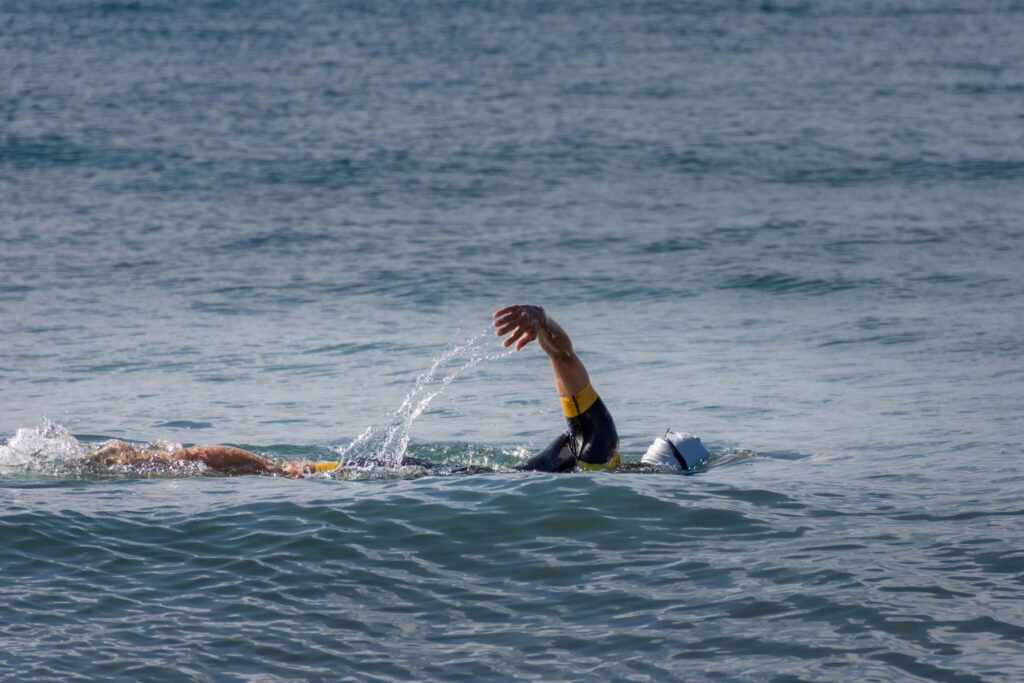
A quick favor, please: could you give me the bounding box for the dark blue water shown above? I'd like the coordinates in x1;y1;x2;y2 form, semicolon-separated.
2;1;1023;680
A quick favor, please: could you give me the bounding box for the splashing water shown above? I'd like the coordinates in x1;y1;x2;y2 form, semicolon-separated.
0;419;84;472
335;330;511;468
0;331;512;477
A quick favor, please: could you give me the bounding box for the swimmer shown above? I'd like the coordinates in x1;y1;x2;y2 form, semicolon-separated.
493;304;620;472
85;304;624;477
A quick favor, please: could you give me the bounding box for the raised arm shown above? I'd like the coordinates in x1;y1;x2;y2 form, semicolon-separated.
493;304;590;398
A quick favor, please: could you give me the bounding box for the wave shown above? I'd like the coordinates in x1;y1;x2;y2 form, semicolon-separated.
719;271;885;296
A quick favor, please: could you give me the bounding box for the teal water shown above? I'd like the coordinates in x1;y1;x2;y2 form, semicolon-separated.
3;453;1022;681
3;0;1024;680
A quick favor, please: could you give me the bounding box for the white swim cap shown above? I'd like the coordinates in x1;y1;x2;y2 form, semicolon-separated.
641;431;709;471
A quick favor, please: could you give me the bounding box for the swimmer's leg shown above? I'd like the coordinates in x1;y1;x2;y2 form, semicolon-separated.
515;433;577;473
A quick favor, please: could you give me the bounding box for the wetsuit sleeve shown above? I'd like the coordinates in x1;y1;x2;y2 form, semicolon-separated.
517;384;620;473
514;432;577;473
576;409;619;467
562;385;619;469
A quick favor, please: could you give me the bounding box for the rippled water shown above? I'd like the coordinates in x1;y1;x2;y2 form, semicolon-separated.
2;0;1024;680
4;457;1023;681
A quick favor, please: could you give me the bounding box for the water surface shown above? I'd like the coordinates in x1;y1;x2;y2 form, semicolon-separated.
2;0;1023;680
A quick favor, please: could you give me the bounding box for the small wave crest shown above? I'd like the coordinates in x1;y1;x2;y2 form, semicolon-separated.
720;271;882;296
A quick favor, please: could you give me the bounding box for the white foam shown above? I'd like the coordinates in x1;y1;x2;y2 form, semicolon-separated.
0;419;84;470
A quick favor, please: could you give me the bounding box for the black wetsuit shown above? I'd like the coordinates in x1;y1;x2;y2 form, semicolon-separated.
515;384;620;473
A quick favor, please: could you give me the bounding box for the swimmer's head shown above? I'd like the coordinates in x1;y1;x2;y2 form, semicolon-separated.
641;431;709;471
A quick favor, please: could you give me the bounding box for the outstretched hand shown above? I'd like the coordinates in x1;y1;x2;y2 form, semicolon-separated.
493;303;587;394
493;304;547;351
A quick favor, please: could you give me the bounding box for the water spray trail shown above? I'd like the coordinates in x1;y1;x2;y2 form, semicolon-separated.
337;329;511;467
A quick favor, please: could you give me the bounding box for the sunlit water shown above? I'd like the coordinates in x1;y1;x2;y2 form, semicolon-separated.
2;1;1023;680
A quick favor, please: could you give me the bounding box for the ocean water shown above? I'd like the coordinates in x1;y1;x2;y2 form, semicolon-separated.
2;0;1023;680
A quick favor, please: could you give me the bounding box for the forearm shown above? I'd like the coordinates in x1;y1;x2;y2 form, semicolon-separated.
548;353;590;398
538;311;590;397
493;303;592;397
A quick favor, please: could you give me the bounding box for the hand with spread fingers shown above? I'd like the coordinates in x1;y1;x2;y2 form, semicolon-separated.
493;303;588;396
492;304;547;351
492;303;577;360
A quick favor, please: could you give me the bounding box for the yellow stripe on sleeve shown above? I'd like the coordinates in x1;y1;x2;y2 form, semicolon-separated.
560;383;599;418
